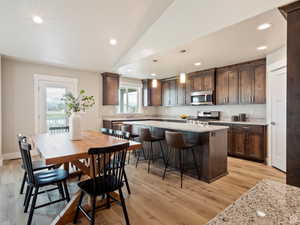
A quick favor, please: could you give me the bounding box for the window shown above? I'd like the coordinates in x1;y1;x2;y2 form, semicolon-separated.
119;87;140;113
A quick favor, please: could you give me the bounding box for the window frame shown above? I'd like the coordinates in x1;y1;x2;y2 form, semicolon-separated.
118;84;141;114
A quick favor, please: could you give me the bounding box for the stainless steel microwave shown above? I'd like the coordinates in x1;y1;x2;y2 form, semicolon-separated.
190;90;215;105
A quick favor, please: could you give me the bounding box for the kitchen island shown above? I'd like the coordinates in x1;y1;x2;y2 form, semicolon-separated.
125;120;229;183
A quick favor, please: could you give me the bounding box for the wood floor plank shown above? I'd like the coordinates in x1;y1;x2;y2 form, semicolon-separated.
0;157;285;225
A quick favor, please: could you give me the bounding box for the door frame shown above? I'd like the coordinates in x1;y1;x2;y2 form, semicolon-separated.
266;55;287;168
33;74;78;134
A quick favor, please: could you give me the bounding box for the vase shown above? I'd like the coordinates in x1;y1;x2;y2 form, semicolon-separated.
69;112;82;140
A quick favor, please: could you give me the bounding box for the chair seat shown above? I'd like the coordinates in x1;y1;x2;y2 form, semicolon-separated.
151;136;164;142
35;169;68;186
182;143;197;149
78;175;123;196
22;160;55;171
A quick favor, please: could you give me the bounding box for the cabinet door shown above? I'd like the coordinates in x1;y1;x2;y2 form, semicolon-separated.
102;73;120;105
169;80;177;105
192;75;203;91
216;70;228;105
239;66;253;104
202;73;214;91
230;126;247;156
185;76;192;105
253;64;266;104
247;126;266;160
151;80;162;106
177;79;186;105
228;70;239;104
162;81;170;106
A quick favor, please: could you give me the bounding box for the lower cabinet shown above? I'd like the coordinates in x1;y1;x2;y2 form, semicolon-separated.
210;122;267;161
230;125;266;161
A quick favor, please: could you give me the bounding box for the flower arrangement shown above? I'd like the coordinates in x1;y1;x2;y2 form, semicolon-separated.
61;90;95;117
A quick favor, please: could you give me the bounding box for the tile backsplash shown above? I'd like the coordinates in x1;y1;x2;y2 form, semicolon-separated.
157;104;266;121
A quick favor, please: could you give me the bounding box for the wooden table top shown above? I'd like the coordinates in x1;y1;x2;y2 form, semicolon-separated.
31;130;142;165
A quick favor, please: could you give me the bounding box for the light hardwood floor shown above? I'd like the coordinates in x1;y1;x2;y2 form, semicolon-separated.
0;157;285;225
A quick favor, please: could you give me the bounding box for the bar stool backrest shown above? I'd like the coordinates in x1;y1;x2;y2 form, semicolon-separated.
139;128;152;142
165;131;185;149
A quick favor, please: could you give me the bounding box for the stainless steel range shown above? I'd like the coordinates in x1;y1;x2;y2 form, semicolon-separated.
197;111;220;121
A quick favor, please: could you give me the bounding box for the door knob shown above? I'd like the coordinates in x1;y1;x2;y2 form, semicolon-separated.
271;122;276;125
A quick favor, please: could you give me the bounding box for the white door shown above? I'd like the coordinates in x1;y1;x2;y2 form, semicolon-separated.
34;75;78;134
270;67;287;172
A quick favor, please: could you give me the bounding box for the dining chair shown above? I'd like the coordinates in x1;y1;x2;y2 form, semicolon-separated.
164;131;201;188
100;127;109;134
109;130;131;194
17;134;56;196
20;140;70;225
73;143;131;225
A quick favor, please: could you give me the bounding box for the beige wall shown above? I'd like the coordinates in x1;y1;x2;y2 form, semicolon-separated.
1;58;100;156
0;56;2;165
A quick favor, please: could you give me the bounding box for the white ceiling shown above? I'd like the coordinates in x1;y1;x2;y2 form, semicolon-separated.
118;9;287;79
0;0;174;71
0;0;292;74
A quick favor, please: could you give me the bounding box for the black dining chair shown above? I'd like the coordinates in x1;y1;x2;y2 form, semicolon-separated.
17;134;56;196
73;143;131;225
20;141;70;225
100;127;109;134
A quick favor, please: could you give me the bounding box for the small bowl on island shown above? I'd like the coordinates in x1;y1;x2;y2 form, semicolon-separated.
180;114;189;120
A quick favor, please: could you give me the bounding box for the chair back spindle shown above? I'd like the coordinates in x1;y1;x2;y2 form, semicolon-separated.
20;142;36;186
88;143;129;194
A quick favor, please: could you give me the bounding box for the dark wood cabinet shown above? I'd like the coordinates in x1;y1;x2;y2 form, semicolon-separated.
189;69;215;92
216;59;266;105
216;67;239;105
162;78;187;106
177;79;186;105
102;73;120;105
142;79;162;106
229;124;266;161
239;59;266;104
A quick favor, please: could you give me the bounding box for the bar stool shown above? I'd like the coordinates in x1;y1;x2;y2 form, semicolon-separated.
164;131;201;188
121;124;139;140
138;128;166;173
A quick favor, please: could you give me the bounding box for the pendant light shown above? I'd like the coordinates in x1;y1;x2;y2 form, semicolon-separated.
152;79;158;88
179;50;187;84
151;60;158;88
180;72;186;84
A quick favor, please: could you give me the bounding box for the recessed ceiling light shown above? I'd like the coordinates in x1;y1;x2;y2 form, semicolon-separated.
151;73;156;76
257;23;271;30
194;62;202;66
32;15;43;24
109;39;117;45
257;46;267;51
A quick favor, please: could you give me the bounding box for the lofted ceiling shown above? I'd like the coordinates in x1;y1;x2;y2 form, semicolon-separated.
0;0;293;74
118;9;287;79
0;0;174;71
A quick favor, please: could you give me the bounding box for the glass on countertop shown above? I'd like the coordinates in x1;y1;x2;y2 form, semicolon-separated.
186;120;209;127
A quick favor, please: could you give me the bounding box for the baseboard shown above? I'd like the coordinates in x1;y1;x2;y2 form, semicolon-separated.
3;150;39;161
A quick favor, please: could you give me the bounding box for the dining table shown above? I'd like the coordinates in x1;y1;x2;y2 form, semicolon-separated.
31;130;142;225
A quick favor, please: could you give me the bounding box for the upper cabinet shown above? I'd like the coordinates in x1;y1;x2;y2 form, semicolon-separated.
142;79;162;106
102;72;120;105
239;59;266;104
216;66;239;105
216;59;266;105
188;69;216;91
161;79;177;106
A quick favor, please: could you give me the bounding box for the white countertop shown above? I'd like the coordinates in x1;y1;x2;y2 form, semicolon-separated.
103;116;267;126
124;120;229;133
